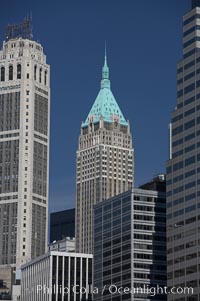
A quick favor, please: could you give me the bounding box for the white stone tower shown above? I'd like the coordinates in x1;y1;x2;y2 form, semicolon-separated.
0;19;50;269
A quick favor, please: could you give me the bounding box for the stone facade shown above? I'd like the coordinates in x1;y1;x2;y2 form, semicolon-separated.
0;35;50;270
76;54;134;254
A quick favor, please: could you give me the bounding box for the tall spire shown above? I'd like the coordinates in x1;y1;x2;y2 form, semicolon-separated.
101;42;110;89
104;41;107;63
82;46;128;128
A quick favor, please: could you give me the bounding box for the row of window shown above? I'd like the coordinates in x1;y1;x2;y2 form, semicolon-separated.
172;117;200;136
134;223;166;232
0;65;21;81
172;105;199;123
177;68;200;85
183;25;200;37
168;264;200;279
183;48;200;60
6;41;42;51
167;212;200;225
134;233;166;243
133;204;166;213
183;13;200;26
172;141;200;159
167;153;200;174
169;193;183;206
167;167;200;187
0;65;48;85
177;56;200;74
171;203;199;218
177;79;200;98
167;227;200;243
183;36;200;48
34;65;48;85
168;239;200;255
167;179;200;197
177;92;200;109
133;214;166;223
172;130;200;149
134;252;166;261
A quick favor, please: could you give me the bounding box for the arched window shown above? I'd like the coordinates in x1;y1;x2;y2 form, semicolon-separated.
9;65;13;81
34;65;37;81
17;64;21;80
44;70;47;86
1;67;5;82
39;68;42;83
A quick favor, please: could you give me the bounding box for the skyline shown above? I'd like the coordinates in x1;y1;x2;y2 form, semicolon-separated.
0;0;191;213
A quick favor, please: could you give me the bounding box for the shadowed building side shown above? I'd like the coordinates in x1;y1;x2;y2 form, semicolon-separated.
50;208;75;242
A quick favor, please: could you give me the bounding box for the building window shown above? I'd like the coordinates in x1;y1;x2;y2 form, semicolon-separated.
34;65;37;80
39;67;42;83
44;70;47;85
1;66;5;81
27;73;29;79
9;65;13;80
17;64;21;79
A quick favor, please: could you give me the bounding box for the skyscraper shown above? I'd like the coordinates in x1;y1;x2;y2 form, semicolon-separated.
167;1;200;298
93;187;166;301
0;19;50;269
76;51;134;254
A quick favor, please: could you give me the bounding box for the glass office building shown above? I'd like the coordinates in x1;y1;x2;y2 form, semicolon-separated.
93;188;166;301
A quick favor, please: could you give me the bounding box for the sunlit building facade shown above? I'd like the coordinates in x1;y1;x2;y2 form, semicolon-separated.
76;52;134;254
0;19;50;269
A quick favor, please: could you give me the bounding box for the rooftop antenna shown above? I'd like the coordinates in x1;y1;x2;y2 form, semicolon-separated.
29;11;33;39
5;17;32;41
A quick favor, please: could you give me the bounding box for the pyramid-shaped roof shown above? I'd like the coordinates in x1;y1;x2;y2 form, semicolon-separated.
82;52;128;128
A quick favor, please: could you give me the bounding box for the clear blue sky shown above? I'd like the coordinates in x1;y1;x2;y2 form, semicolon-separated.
0;0;190;213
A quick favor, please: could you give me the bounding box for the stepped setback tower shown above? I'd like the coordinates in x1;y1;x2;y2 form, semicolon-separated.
167;0;200;297
0;19;50;269
76;50;134;254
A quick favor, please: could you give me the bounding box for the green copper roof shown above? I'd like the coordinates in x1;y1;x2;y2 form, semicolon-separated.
82;50;128;128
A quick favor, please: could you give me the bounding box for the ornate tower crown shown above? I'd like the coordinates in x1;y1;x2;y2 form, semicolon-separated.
82;47;128;128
